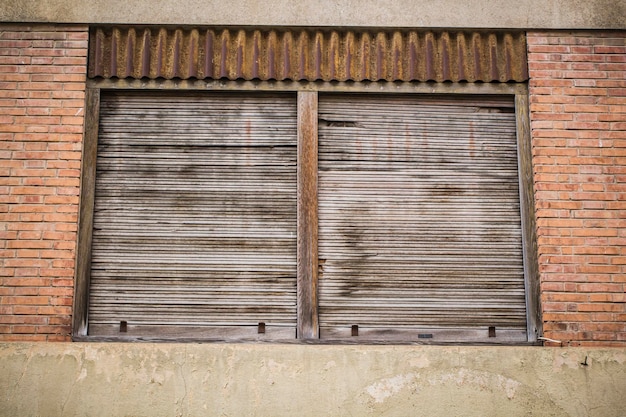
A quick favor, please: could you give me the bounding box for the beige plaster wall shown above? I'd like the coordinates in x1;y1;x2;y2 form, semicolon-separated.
0;0;625;29
1;343;625;416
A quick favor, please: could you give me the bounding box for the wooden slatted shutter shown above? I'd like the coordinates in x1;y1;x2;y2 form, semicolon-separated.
88;91;297;339
317;94;527;342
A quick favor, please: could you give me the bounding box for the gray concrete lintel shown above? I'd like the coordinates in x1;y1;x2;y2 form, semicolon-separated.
0;0;625;29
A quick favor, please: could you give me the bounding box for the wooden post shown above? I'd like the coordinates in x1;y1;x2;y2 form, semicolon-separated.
516;91;542;343
297;91;319;339
72;88;100;338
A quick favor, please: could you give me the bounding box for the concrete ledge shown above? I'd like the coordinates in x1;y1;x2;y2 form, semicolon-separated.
0;0;625;29
1;342;625;416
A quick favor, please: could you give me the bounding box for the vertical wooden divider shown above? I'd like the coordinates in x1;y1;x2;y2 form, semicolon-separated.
516;92;542;342
72;88;100;338
297;91;319;339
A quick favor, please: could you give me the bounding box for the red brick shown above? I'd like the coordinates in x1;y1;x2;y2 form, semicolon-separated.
1;25;86;341
37;306;71;316
48;317;70;326
11;326;38;334
529;31;626;346
54;223;77;232
15;248;41;258
3;278;50;287
544;292;589;302
542;312;591;322
51;278;74;287
577;303;625;313
12;286;45;296
594;46;626;54
40;268;75;277
2;295;50;305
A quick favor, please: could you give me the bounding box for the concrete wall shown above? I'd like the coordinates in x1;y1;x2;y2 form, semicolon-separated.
0;0;625;29
1;342;625;417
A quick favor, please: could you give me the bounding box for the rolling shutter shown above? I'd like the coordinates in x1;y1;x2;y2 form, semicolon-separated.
88;91;297;339
317;94;527;342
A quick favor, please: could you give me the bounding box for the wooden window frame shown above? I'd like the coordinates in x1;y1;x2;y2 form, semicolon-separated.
73;79;540;344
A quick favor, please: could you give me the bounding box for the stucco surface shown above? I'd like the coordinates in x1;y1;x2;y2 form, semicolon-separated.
0;0;624;29
1;343;625;416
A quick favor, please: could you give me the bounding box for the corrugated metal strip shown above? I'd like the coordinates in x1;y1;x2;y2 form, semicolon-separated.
89;27;528;83
88;91;298;339
317;94;527;342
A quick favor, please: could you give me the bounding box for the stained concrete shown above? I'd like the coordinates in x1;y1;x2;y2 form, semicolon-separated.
1;343;625;416
0;0;624;29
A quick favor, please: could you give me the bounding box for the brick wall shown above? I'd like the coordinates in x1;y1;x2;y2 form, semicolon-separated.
528;31;626;346
0;25;88;341
1;26;624;345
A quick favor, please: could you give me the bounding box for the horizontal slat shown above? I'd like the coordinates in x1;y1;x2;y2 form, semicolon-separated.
88;91;298;338
88;324;296;340
317;94;527;340
319;327;526;343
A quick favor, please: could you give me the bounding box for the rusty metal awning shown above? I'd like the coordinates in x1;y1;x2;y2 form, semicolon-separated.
89;27;528;83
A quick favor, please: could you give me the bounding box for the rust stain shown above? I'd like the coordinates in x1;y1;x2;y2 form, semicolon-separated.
89;27;529;83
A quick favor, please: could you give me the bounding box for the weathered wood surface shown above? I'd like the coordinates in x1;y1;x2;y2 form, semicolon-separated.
297;91;319;339
73;88;101;337
317;94;527;342
77;84;535;344
516;93;541;342
87;91;298;338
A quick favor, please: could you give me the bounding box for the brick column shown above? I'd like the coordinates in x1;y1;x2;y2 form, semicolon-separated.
528;31;626;346
0;24;88;341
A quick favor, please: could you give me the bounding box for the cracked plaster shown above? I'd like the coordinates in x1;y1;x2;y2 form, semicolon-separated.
1;343;625;416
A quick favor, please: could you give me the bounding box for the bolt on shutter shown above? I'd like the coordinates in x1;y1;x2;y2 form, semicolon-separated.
88;91;297;339
317;94;527;342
